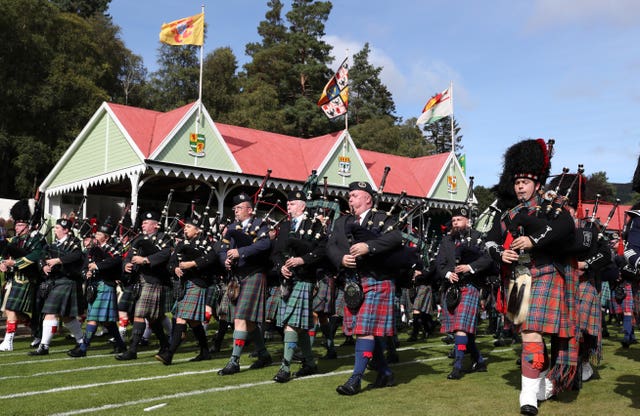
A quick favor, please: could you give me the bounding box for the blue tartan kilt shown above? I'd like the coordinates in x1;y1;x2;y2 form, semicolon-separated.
278;281;314;329
412;284;433;314
3;277;35;313
232;272;266;323
577;281;601;337
265;285;282;321
173;280;207;322
441;284;479;334
86;281;118;322
312;275;335;314
134;281;170;321
41;278;82;317
343;277;395;337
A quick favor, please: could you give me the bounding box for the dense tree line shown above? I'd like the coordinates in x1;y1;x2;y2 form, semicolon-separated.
1;0;621;207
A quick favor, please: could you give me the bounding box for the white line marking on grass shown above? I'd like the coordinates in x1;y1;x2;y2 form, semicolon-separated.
143;403;167;411
46;346;518;416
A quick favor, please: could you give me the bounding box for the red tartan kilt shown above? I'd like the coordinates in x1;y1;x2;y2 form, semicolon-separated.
440;284;479;334
342;277;395;337
577;281;601;336
522;268;574;338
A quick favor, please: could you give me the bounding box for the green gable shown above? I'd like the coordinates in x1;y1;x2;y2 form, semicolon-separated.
317;139;370;188
48;113;142;188
152;113;238;172
430;157;469;202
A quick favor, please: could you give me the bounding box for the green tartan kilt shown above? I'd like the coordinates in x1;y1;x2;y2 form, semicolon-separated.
265;285;282;321
86;281;119;322
134;281;170;321
312;275;335;314
278;281;314;330
4;278;36;314
233;272;266;323
217;286;233;318
412;284;433;314
117;284;137;316
41;278;82;317
173;281;207;322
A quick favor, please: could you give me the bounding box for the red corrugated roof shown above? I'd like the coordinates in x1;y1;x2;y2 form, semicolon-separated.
106;102;450;198
580;202;630;232
108;102;194;157
359;150;450;197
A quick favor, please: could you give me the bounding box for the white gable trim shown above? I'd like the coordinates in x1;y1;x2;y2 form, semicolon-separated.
44;164;146;197
315;130;377;190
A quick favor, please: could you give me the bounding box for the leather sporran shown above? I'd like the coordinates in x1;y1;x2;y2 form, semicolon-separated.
445;285;461;313
344;279;364;310
132;281;142;300
38;280;53;299
280;279;294;302
227;277;240;304
85;283;97;304
506;264;532;325
614;284;626;303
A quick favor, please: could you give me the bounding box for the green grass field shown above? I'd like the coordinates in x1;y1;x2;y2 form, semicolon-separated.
1;323;639;416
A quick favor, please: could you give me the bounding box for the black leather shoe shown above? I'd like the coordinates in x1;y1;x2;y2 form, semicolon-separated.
190;349;212;362
336;376;361;396
621;339;630;349
154;350;173;365
471;360;488;372
111;345;127;354
368;371;396;389
386;351;399;364
67;345;86;358
321;349;337;359
295;364;318;378
447;367;464;380
249;354;273;369
447;348;455;359
138;338;150;347
291;351;304;363
407;334;418;342
273;368;291;383
29;345;49;356
520;404;538;415
115;350;137;361
218;361;240;375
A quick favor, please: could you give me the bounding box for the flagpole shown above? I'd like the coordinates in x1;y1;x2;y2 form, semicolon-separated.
197;4;205;127
344;50;349;134
449;80;454;154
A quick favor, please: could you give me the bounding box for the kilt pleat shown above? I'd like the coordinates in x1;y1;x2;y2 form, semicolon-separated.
278;281;313;329
312;275;335;314
265;285;282;321
4;278;35;313
577;281;601;337
133;281;169;321
232;272;266;323
86;281;118;322
610;281;634;315
173;280;207;321
42;278;81;317
412;284;433;314
334;286;346;317
343;277;395;337
522;266;573;338
441;284;479;334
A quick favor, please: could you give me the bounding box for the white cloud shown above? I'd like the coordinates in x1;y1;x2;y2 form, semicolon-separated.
526;0;640;31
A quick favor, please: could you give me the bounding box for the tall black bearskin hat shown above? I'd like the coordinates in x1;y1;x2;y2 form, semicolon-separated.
494;138;552;209
10;199;32;224
547;173;585;209
97;217;114;235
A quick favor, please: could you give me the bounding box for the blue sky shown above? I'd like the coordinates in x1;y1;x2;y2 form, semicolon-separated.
108;0;640;188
